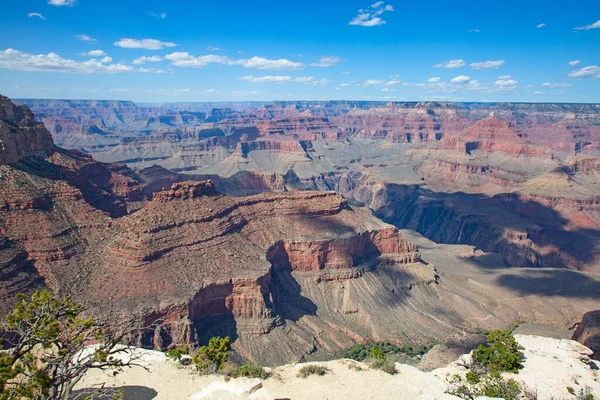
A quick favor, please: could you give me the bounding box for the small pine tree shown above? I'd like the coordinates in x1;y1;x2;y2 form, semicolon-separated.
472;330;522;373
0;290;144;399
193;336;230;374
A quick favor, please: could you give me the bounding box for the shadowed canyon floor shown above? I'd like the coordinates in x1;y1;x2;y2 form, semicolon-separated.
2;95;600;366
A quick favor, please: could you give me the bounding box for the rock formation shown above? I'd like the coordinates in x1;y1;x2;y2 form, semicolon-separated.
2;95;600;366
0;95;55;164
572;310;600;360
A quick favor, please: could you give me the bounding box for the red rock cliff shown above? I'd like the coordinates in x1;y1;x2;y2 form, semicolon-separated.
0;95;55;164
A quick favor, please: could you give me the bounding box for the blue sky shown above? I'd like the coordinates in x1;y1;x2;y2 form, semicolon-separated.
0;0;599;102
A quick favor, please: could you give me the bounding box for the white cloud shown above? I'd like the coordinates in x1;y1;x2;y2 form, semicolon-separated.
419;76;524;95
569;60;581;66
165;53;303;70
349;2;394;27
542;82;572;88
81;50;106;57
568;65;600;78
206;46;220;51
165;52;230;67
0;48;134;74
204;89;218;93
114;38;177;50
240;75;292;84
75;34;95;42
450;75;470;84
536;23;546;28
48;0;76;6
495;77;518;86
235;56;303;70
293;77;330;86
470;60;505;70
341;71;352;75
363;79;384;86
148;11;167;19
100;56;112;63
427;77;441;83
310;56;342;67
28;13;46;20
339;83;350;87
137;67;169;74
239;75;328;85
574;20;600;31
133;55;163;65
110;88;129;93
434;59;466;69
468;29;480;33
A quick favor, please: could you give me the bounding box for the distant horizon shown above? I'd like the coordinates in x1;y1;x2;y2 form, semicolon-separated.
10;96;600;107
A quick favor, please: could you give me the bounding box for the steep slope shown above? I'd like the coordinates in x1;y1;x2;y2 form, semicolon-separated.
0;95;55;164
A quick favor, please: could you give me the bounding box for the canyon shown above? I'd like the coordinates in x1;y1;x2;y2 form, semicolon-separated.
2;95;600;366
20;98;599;272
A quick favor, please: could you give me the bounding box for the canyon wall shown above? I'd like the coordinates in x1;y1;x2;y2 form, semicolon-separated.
0;95;55;164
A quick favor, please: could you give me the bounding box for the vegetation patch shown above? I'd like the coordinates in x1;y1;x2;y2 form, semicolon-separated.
297;365;330;378
447;330;524;400
225;363;268;380
165;346;189;362
192;336;231;374
0;290;140;399
342;341;433;362
471;330;522;374
369;358;397;375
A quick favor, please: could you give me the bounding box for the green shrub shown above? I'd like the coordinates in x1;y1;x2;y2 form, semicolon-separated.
478;372;520;400
369;347;386;360
342;341;433;362
472;330;522;373
370;358;397;375
568;387;577;395
448;331;523;400
226;363;267;379
297;365;330;378
192;336;230;374
448;372;520;400
165;346;189;361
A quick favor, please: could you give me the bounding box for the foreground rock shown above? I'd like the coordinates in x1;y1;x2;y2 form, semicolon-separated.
0;95;55;164
573;310;600;360
76;335;600;399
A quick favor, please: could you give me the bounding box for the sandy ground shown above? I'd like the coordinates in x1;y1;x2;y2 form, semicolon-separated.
77;354;457;400
76;334;600;400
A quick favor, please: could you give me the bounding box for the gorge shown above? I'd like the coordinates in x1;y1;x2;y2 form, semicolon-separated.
2;95;600;366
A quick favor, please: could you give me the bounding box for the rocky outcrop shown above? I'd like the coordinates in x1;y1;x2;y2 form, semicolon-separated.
572;310;600;360
256;116;342;140
0;95;55;164
266;228;419;272
233;140;313;158
152;181;217;202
